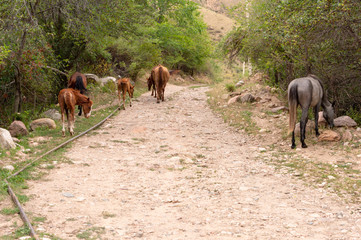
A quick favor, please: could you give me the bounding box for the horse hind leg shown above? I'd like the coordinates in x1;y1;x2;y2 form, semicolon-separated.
291;131;296;149
300;108;309;148
61;111;66;137
313;106;320;137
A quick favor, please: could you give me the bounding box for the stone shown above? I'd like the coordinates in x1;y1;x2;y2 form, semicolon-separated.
269;106;288;113
227;96;240;105
318;112;327;126
8;120;28;137
318;130;341;142
0;128;16;149
240;93;256;103
235;80;244;87
334;116;357;128
30;118;56;131
3;165;15;171
342;130;353;141
43;109;61;120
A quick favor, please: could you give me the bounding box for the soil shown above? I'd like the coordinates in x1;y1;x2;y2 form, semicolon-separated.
1;5;361;240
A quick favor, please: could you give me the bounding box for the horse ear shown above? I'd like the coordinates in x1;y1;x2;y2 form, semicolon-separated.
87;97;90;101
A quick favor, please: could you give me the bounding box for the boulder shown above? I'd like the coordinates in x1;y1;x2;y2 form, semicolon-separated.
269;106;287;113
227;96;240;105
318;130;341;142
334;116;357;128
240;93;256;103
342;130;353;141
0;128;16;149
318;111;327;126
43;109;61;120
30;118;56;131
8;120;28;137
235;80;244;87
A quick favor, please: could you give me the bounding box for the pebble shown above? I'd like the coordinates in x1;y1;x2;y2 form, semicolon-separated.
3;165;14;171
62;192;75;198
259;147;267;152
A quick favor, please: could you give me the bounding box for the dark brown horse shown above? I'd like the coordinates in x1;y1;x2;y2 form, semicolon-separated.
68;72;87;116
58;88;93;137
150;64;170;103
117;78;134;109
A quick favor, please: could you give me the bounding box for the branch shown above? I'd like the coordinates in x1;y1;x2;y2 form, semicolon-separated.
43;66;68;76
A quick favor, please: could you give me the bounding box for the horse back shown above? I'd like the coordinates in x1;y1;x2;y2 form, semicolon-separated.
288;76;323;108
152;65;170;88
68;72;87;90
58;89;76;110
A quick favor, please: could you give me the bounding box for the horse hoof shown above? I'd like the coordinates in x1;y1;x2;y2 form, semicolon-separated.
302;144;308;148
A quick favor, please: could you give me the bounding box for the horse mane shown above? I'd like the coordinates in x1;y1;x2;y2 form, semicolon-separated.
71;89;90;104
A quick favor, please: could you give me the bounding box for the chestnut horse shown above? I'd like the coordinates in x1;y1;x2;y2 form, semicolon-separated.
117;78;134;109
58;88;93;137
68;72;87;116
147;75;156;98
150;64;170;103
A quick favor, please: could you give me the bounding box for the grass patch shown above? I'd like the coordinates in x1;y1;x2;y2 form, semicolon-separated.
0;207;19;215
261;148;361;203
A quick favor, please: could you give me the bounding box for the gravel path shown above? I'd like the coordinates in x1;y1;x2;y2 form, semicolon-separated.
23;84;360;239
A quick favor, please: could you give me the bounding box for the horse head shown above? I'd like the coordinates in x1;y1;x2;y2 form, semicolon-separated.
147;76;152;91
82;98;93;118
130;85;135;98
323;101;335;128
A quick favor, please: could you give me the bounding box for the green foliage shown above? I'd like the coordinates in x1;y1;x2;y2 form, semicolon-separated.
0;0;212;128
0;207;19;216
225;83;235;92
224;0;361;117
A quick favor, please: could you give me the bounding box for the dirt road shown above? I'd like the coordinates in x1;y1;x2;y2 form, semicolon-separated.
22;84;360;239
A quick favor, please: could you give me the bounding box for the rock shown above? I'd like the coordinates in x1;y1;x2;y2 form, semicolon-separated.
318;130;341;142
334;116;357;127
269;106;288;113
8;120;28;137
227;96;240;105
342;130;353;141
240;93;256;103
3;165;15;171
318;112;327;126
0;128;16;149
30;118;56;131
235;80;244;87
221;94;229;100
43;109;61;120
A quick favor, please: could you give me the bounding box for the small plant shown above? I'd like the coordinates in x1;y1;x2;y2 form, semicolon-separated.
1;207;19;215
225;83;235;92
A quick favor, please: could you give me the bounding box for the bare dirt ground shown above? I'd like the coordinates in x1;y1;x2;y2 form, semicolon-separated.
17;84;361;239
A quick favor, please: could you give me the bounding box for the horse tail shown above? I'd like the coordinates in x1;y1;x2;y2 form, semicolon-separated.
75;76;86;94
288;84;298;135
158;66;164;87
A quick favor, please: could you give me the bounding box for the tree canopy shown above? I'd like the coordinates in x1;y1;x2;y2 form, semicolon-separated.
224;0;361;121
0;0;212;126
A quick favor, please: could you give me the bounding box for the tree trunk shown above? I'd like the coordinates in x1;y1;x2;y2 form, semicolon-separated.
14;30;27;113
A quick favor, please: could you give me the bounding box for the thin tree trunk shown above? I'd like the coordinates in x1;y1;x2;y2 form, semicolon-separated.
14;30;27;113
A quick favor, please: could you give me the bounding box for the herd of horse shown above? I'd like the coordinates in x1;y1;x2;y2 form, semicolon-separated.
58;64;170;137
58;65;336;149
